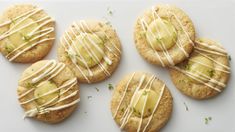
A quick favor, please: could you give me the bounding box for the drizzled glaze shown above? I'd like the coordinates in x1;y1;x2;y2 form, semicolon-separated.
0;7;55;61
18;60;79;118
60;20;120;83
139;5;193;67
172;40;230;92
113;73;165;131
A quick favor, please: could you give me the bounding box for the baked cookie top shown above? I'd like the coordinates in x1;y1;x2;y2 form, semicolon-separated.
134;4;195;67
17;60;79;123
58;20;122;83
169;38;230;99
111;72;173;132
0;4;55;63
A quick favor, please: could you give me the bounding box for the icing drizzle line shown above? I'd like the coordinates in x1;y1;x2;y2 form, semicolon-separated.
171;40;230;92
61;20;120;83
113;73;165;131
0;7;55;61
140;5;193;67
18;60;79;118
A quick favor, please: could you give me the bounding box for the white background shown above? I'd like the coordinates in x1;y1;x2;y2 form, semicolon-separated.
0;0;234;132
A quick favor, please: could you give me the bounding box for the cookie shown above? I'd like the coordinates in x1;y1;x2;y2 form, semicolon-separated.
169;38;230;99
57;20;122;83
17;60;79;123
134;4;195;67
110;72;173;132
0;4;55;63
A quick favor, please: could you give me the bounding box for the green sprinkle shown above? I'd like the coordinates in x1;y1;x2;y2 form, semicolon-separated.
21;33;32;42
142;90;148;96
229;55;231;61
183;102;189;111
204;117;212;125
185;64;191;71
208;70;215;77
107;7;114;16
95;87;100;92
179;80;185;83
156;38;162;44
10;18;16;24
108;83;114;90
5;45;14;53
121;108;124;112
132;107;137;113
25;82;35;89
105;20;111;26
87;96;92;99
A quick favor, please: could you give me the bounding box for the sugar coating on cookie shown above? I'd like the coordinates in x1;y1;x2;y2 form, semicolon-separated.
57;20;122;83
0;4;55;63
134;4;195;67
110;72;173;132
169;38;230;99
17;60;80;123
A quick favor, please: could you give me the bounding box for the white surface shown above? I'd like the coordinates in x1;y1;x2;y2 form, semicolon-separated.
0;0;234;132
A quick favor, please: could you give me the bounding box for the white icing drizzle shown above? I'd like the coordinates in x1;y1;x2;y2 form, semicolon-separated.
61;35;91;83
137;76;156;132
140;5;194;67
140;19;165;67
113;72;136;118
0;8;42;28
190;59;230;73
120;74;147;129
117;74;165;131
39;81;78;107
31;60;57;83
195;51;230;71
171;40;230;92
151;6;189;58
195;40;227;54
70;23;110;76
195;47;227;57
61;20;119;83
76;21;112;65
171;66;221;92
150;7;174;65
0;7;55;61
6;27;54;60
19;60;56;82
142;84;165;132
20;78;77;105
67;30;93;77
24;98;80;118
166;4;194;46
18;60;79;118
23;78;78;117
80;20;121;58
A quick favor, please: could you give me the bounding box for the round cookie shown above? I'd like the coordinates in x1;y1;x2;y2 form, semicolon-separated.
17;60;80;123
169;38;230;99
57;20;122;83
110;72;173;132
134;4;195;67
0;4;55;63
